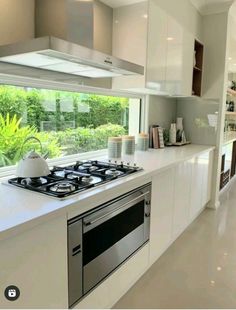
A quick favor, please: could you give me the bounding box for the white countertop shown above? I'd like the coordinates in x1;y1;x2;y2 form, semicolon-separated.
0;144;215;241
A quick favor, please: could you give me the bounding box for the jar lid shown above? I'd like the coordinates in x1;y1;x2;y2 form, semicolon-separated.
122;135;135;140
138;133;149;138
108;137;122;142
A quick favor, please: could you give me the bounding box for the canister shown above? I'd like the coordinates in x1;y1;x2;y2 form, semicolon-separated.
137;133;149;151
108;137;122;158
122;135;135;155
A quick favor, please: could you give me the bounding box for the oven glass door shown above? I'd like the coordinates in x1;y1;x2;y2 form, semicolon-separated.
83;198;146;293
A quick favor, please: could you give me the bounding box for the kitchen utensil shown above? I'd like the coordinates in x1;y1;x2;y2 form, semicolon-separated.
16;136;50;178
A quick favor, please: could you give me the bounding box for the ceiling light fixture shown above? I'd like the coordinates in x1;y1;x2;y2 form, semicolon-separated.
167;37;174;41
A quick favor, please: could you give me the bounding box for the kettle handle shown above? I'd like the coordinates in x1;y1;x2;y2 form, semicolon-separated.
20;136;43;158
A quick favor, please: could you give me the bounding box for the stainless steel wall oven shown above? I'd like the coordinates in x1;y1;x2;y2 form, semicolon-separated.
68;183;151;307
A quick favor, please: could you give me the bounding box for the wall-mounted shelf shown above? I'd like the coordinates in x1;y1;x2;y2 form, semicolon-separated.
192;40;204;97
227;88;236;96
225;111;236;116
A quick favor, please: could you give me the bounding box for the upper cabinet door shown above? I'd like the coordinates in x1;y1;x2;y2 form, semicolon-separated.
146;1;168;95
165;17;194;97
112;0;196;97
112;1;148;92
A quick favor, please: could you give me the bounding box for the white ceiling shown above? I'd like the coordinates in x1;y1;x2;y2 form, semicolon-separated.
100;0;147;8
190;0;234;15
101;0;235;13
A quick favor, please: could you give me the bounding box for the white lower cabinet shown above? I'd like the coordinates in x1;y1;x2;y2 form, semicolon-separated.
172;160;192;238
189;156;203;220
150;150;213;269
149;168;175;264
190;150;213;220
201;150;214;207
0;215;68;309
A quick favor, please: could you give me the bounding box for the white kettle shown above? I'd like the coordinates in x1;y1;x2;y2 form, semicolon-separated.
16;137;50;178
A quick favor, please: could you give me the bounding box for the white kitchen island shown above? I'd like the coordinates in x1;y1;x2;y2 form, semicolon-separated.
0;144;214;309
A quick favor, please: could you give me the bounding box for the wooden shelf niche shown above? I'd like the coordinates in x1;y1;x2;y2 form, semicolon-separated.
192;40;204;97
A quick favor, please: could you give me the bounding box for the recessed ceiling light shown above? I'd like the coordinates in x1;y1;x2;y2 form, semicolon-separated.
233;63;236;66
142;14;148;19
167;37;174;41
229;57;232;60
217;266;222;271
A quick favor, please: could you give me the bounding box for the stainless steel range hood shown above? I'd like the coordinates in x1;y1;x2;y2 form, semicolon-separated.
0;0;144;81
0;36;143;78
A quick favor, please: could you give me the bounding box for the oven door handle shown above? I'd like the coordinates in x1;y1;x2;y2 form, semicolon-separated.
84;192;149;227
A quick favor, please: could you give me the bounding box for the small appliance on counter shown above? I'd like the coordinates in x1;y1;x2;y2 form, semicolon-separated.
166;117;190;147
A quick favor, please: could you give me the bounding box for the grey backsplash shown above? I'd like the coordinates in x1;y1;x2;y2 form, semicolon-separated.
176;98;219;145
148;95;177;129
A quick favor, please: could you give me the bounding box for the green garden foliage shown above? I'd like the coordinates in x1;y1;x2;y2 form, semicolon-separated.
0;86;129;167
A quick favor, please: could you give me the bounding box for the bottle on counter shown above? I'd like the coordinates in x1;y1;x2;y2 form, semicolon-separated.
169;123;177;144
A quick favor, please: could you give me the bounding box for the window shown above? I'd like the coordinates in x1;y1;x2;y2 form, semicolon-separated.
0;85;141;169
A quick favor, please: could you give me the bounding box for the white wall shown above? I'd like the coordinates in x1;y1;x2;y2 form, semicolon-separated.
0;0;35;45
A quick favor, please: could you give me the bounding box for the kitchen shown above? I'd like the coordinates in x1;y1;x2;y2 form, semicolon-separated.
0;0;235;309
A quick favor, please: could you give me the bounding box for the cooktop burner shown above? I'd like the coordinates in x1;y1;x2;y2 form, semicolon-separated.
8;160;142;198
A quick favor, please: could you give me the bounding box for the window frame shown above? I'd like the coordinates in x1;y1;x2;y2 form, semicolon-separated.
0;74;147;178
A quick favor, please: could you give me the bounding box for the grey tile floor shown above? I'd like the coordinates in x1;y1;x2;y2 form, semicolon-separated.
114;179;236;309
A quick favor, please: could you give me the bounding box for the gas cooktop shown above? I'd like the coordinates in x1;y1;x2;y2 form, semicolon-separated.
8;160;142;198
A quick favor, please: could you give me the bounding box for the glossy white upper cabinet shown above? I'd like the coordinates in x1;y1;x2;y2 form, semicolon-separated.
146;1;167;95
112;1;148;92
165;17;194;96
112;0;195;96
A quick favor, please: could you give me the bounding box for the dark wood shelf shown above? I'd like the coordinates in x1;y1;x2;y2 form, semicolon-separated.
192;39;204;97
193;66;202;72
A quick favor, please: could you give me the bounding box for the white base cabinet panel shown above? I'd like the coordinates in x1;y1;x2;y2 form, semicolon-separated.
149;168;175;264
0;215;68;309
74;244;149;309
173;160;192;238
190;150;213;220
150;150;213;270
189;156;203;220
